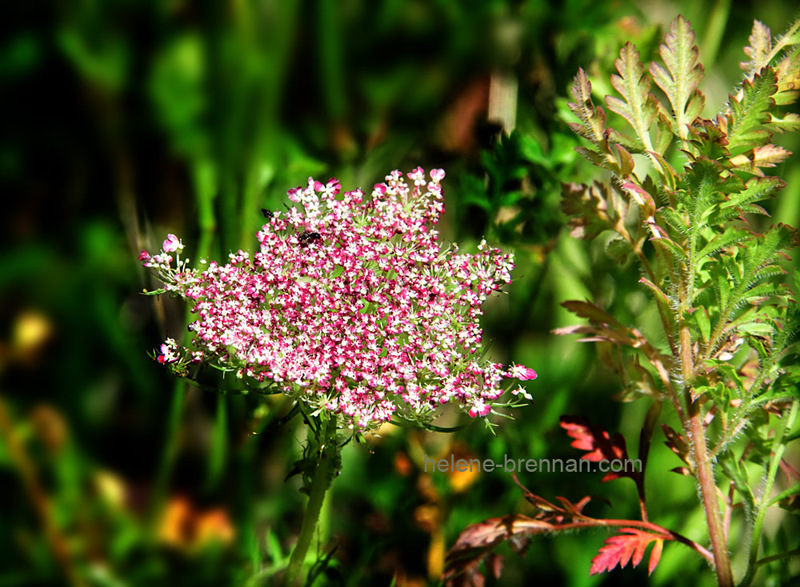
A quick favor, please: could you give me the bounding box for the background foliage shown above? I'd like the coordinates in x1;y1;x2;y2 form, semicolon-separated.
1;0;798;585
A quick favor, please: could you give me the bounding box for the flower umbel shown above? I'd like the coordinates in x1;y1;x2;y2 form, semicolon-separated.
141;168;535;431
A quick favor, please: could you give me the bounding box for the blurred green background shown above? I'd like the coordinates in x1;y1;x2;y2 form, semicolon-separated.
2;0;799;585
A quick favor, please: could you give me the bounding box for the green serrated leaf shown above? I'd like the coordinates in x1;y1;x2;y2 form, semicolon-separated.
710;264;732;309
649;15;705;141
768;112;800;133
569;68;607;146
606;43;658;154
721;175;784;212
658;207;689;236
725;69;779;150
720;454;756;513
697;228;748;261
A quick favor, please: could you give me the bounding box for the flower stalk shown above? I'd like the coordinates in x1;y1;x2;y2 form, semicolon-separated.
281;416;336;587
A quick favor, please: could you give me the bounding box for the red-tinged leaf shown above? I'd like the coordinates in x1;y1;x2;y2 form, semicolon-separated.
649;16;705;141
621;182;656;219
486;553;504;580
590;528;667;576
612;143;635;177
444;515;552;586
553;496;594;520
560;416;626;462
552;324;642;348
740;20;772;73
729;143;792;175
561;182;624;240
568;68;607;146
649;536;664;574
647;150;679;191
639;277;672;307
447;515;552;558
511;474;597;523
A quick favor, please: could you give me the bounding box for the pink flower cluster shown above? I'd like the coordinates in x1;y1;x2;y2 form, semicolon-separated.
141;168;535;431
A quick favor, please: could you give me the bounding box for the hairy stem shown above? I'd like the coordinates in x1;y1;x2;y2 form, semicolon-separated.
681;316;732;586
688;400;733;586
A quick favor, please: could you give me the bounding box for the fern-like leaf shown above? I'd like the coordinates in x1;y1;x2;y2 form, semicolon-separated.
590;528;666;576
650;15;705;141
740;20;773;74
569;68;608;147
657;207;690;237
720;176;784;211
773;48;800;105
730;144;793;176
768;112;800;133
724;69;778;150
696;228;750;262
606;43;660;156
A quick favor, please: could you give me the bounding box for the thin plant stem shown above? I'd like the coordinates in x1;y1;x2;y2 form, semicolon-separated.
688;405;733;586
681;318;732;586
281;419;335;587
739;399;799;586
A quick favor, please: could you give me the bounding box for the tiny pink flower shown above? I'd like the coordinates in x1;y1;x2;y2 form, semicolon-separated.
469;400;492;418
507;364;538;380
157;338;179;364
430;169;445;182
139;250;151;262
163;234;182;253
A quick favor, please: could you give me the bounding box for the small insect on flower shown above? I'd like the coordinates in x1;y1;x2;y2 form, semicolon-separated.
297;231;322;246
261;209;274;219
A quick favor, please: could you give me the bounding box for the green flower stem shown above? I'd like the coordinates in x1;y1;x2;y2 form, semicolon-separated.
739;399;799;586
281;420;336;587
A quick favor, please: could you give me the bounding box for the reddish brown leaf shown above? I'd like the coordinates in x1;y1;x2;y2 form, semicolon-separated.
444;515;550;586
590;528;666;576
560;416;634;483
561;300;625;329
447;515;552;557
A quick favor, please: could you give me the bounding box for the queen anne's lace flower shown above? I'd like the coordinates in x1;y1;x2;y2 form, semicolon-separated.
141;168;535;431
